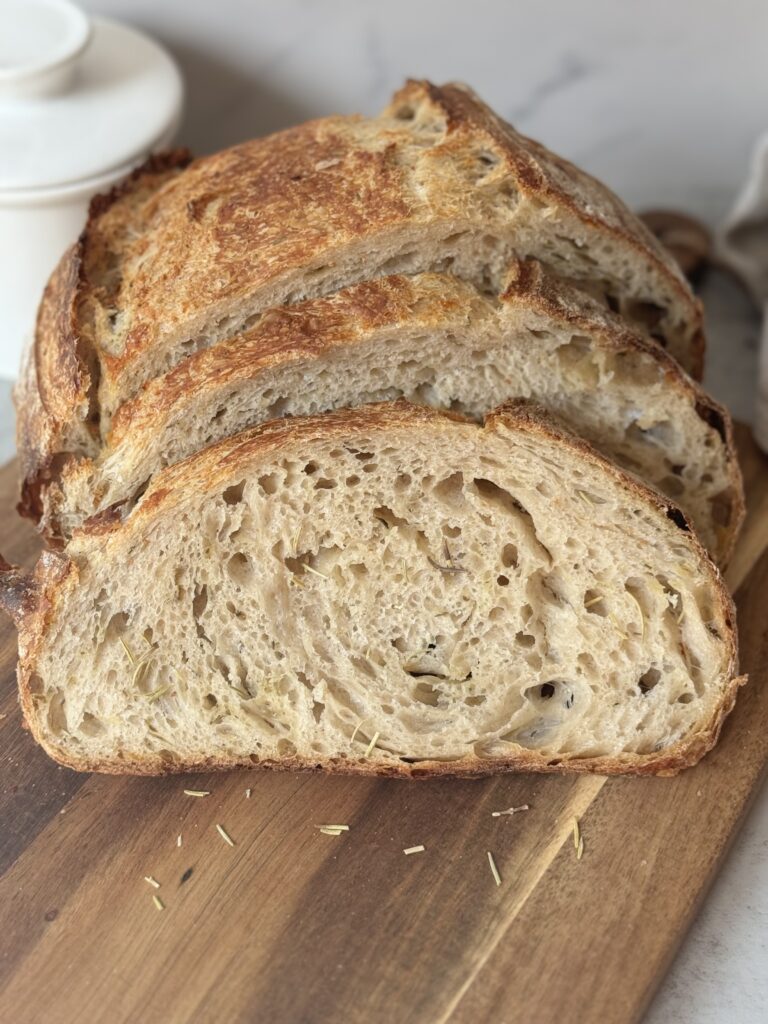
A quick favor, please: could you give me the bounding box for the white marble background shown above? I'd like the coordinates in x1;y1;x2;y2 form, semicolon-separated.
3;1;768;1020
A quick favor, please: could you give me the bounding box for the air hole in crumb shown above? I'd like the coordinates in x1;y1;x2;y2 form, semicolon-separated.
432;472;465;506
346;475;360;486
497;575;509;587
639;668;661;694
223;480;245;505
677;692;694;704
303;461;318;475
277;739;297;756
314;477;336;490
413;682;440;706
395;104;416;120
227;552;253;587
258;473;279;495
443;524;461;538
192;585;210;641
515;631;535;648
501;543;518;568
203;693;218;709
79;712;104;737
464;694;486;706
105;611;129;641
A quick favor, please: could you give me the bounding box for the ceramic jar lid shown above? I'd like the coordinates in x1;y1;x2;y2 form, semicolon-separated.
0;0;184;194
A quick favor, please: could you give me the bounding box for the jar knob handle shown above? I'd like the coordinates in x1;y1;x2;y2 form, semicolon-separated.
0;0;92;100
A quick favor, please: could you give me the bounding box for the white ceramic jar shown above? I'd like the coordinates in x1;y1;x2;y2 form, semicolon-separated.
0;0;184;378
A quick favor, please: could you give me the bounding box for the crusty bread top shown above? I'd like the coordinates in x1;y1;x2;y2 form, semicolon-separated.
17;80;703;522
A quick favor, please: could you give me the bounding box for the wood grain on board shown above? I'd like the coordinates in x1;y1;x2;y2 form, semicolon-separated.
0;425;766;1024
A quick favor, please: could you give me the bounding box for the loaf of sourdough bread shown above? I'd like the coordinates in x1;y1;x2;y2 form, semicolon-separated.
2;402;742;778
18;80;704;534
40;263;742;560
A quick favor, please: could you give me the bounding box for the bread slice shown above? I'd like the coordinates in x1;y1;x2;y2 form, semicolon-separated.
38;263;741;560
18;80;703;528
2;402;742;778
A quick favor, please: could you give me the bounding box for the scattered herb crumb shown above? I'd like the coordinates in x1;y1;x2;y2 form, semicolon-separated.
184;789;210;798
216;824;235;847
119;637;136;664
245;788;251;799
491;804;530;818
180;867;194;885
143;875;160;889
152;894;165;911
363;731;380;758
350;719;368;744
177;834;182;847
404;845;425;855
487;851;502;887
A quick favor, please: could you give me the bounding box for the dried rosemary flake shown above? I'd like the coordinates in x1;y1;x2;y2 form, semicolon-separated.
302;563;329;581
292;522;304;557
216;824;235;847
132;661;149;687
625;592;646;638
146;685;170;703
152;894;165;911
572;817;581;851
184;789;210;798
487;851;502;887
144;875;161;889
363;731;380;758
577;835;585;861
404;845;425;855
491;804;530;818
119;637;136;664
577;489;598;506
427;555;466;574
350;719;368;744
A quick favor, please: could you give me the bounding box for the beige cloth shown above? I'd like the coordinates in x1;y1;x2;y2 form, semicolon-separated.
719;135;768;450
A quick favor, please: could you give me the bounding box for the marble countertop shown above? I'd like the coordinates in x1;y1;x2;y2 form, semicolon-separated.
4;1;768;1019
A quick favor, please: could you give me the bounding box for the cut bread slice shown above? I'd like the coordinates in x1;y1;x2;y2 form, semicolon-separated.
18;80;703;527
39;265;742;561
2;402;742;778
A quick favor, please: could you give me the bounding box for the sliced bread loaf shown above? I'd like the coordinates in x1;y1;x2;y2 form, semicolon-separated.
2;402;742;778
18;80;703;529
38;264;742;561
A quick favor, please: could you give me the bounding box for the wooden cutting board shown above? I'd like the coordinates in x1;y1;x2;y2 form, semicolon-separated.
1;427;767;1024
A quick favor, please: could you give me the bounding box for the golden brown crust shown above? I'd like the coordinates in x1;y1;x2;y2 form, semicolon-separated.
19;81;705;533
16;245;87;525
16;151;193;522
5;400;741;777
